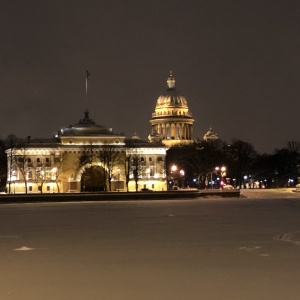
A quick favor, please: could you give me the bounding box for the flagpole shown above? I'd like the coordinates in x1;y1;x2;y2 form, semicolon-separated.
85;70;90;112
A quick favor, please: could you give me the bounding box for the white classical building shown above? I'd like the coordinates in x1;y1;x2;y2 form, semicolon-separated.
6;111;167;193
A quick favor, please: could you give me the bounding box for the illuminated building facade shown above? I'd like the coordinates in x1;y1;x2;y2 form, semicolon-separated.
5;72;203;194
6;111;167;193
149;72;195;147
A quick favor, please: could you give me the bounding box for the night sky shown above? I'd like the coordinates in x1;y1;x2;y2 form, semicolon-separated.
1;0;299;154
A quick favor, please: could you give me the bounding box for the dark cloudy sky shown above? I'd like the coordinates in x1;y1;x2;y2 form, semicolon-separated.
1;0;299;153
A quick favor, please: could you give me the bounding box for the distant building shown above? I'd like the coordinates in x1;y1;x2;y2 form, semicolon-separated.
149;72;195;147
203;126;219;142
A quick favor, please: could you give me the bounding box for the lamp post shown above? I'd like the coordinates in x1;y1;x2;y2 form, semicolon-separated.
208;166;227;189
170;165;177;189
180;169;185;188
220;166;226;187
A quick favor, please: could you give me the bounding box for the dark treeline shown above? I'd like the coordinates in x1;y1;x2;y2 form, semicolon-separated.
0;134;25;191
0;134;299;191
166;139;300;189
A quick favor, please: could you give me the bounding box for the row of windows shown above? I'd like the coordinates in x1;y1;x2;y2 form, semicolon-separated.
17;157;60;163
141;157;163;162
28;186;52;192
61;151;163;162
17;155;163;163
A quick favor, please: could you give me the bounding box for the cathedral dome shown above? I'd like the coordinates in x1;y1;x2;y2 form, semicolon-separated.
154;72;189;109
155;94;188;108
149;72;195;147
152;72;193;119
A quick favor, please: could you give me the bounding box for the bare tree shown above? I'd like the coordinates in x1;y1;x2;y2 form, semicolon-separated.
131;153;143;192
51;151;69;193
119;149;132;192
35;168;46;193
5;134;20;193
124;153;132;192
98;145;120;192
0;138;7;191
15;139;30;194
229;139;257;188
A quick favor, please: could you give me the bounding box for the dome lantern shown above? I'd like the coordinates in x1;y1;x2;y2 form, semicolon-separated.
167;71;175;90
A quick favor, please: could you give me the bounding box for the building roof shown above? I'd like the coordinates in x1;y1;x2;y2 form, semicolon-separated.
58;111;116;137
125;138;165;148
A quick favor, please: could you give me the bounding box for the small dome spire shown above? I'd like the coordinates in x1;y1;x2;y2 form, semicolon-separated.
132;132;140;140
203;125;219;142
167;71;175;90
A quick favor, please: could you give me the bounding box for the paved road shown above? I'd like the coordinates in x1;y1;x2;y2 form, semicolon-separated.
0;197;300;300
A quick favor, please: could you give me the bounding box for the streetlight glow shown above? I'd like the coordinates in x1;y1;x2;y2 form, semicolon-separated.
171;165;177;172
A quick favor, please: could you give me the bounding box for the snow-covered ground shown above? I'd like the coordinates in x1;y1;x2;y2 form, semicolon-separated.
240;188;300;198
1;196;300;299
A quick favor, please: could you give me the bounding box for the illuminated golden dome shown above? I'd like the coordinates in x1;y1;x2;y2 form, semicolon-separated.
155;71;189;109
149;72;194;147
152;71;193;119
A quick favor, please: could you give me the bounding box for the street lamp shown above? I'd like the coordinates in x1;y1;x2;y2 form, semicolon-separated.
171;165;177;172
180;170;185;188
214;166;226;188
170;165;178;189
220;166;226;187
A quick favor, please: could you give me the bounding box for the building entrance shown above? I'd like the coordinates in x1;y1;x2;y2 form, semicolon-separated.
81;166;106;192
